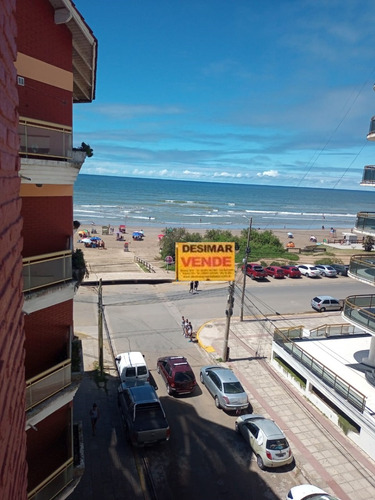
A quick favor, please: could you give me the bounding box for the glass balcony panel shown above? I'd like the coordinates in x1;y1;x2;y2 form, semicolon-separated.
23;251;72;292
367;117;375;140
343;294;375;333
355;212;375;233
28;460;73;500
26;361;71;410
361;166;375;185
18;119;72;160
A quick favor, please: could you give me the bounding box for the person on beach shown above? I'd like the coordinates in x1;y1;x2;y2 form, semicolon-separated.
89;403;100;436
189;281;194;293
194;281;199;293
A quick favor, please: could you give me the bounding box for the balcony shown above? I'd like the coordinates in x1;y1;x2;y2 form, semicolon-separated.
18;117;72;161
23;251;72;293
342;295;375;334
349;255;375;285
360;165;375;186
354;212;375;236
26;359;72;411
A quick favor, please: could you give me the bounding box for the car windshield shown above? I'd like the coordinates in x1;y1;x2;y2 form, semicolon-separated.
223;381;244;394
175;371;195;383
266;438;288;450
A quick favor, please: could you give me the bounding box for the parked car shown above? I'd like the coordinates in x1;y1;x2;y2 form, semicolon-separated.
315;265;337;277
117;383;170;446
200;366;249;411
156;356;197;395
330;263;349;276
242;263;267;280
286;484;341;500
280;265;301;278
265;266;285;279
115;351;149;386
235;414;293;470
311;296;342;312
297;264;321;278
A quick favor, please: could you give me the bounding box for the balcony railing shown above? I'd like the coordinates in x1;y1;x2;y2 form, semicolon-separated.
343;294;375;334
355;212;375;234
18;117;72;160
23;251;72;292
28;458;73;500
349;255;375;285
360;165;375;186
26;359;71;411
274;328;367;412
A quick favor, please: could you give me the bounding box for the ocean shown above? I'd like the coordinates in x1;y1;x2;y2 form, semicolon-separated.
73;174;375;231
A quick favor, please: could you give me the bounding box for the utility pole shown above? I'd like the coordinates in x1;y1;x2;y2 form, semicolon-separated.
240;217;252;321
222;281;235;362
98;278;104;377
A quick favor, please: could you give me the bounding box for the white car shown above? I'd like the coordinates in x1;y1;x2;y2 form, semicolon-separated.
286;484;340;499
297;265;321;278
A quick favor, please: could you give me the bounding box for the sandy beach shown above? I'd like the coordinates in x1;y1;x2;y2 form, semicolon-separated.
75;223;356;275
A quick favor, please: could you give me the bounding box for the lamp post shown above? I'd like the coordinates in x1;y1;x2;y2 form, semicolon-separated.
240;216;252;322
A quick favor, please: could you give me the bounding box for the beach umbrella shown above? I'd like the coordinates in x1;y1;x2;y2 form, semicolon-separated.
81;238;92;243
90;236;101;241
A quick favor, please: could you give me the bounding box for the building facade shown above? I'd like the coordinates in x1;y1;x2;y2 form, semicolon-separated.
0;1;97;498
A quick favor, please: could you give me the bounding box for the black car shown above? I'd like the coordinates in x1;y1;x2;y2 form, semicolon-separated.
330;263;349;276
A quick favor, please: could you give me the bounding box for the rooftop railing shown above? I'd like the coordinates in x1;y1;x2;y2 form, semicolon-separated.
355;212;375;234
274;327;367;413
26;359;71;411
18;117;72;160
343;294;375;334
28;458;73;500
23;251;72;292
349;255;375;285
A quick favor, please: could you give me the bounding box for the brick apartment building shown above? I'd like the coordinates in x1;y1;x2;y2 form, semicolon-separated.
0;1;97;498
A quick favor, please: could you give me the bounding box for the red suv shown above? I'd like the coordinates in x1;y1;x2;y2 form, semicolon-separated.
280;265;301;278
156;356;197;395
265;266;285;279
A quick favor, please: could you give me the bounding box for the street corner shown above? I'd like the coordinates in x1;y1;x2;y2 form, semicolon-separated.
196;320;219;353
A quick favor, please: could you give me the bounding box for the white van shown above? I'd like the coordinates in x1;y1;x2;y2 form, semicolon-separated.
115;351;149;386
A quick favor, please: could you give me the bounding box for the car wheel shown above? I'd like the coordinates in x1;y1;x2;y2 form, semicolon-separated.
256;455;265;470
250;275;255;280
320;307;326;312
167;384;172;395
321;272;326;277
235;422;240;433
157;366;160;374
200;373;204;384
214;396;221;409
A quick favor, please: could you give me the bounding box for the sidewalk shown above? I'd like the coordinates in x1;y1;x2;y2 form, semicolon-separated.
196;315;375;500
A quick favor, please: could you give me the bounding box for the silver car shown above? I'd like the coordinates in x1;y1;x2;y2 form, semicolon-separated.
235;414;294;469
200;366;248;411
311;296;342;312
315;265;337;277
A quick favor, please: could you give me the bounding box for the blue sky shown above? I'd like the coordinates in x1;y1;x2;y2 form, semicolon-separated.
73;0;375;189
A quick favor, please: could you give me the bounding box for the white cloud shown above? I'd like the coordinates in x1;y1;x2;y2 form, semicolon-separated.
256;170;279;178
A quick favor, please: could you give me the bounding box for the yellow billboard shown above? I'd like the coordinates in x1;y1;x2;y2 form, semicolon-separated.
175;242;235;281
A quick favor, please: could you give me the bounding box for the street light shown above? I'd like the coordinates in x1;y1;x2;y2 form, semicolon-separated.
240;216;252;321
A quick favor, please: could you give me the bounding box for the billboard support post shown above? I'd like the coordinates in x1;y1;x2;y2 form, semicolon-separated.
222;281;235;362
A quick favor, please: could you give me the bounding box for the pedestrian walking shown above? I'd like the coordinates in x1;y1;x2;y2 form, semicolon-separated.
181;316;185;335
194;281;199;293
189;281;194;293
89;403;100;436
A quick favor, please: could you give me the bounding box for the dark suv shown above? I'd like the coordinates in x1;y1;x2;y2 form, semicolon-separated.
156;356;197;395
330;263;349;276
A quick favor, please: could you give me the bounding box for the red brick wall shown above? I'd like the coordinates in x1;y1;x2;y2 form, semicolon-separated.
16;0;72;70
0;0;28;498
24;301;72;378
17;79;72;125
16;0;73;125
21;196;73;256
